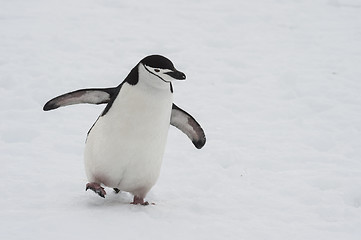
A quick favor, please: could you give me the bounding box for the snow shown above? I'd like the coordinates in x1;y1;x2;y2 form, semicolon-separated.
1;0;361;239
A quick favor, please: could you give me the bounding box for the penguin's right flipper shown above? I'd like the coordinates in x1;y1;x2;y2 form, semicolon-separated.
43;87;118;111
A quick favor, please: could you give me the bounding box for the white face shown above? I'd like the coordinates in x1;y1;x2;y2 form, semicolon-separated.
142;64;186;83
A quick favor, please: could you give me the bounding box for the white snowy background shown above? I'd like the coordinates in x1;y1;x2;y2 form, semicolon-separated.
1;0;361;239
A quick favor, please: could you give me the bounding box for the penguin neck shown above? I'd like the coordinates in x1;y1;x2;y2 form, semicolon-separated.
137;64;172;92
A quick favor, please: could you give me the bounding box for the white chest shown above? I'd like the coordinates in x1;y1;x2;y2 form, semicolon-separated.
84;82;173;194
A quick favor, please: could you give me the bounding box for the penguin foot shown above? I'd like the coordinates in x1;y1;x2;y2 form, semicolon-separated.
131;196;149;206
113;188;120;194
86;182;106;198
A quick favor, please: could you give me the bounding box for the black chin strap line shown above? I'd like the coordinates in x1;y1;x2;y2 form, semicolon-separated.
143;64;171;84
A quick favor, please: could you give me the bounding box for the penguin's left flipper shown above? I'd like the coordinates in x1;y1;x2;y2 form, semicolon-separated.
170;104;206;149
43;87;118;111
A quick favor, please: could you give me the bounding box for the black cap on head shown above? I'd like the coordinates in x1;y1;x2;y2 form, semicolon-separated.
141;55;176;70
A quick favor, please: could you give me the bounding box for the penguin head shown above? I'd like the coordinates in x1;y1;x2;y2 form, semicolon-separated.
140;55;186;83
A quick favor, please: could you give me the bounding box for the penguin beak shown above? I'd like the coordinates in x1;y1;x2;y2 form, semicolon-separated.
165;70;186;80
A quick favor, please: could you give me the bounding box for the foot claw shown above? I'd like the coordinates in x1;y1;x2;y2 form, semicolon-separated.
131;196;149;205
86;182;106;198
131;201;149;206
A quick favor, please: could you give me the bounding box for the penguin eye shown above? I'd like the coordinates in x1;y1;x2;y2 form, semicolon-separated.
154;69;160;73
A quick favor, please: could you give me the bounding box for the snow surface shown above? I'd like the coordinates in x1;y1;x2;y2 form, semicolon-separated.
1;0;361;239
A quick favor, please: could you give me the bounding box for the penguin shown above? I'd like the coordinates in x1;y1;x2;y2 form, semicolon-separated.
43;55;206;205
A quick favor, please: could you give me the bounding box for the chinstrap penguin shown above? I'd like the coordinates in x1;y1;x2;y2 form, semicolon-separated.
43;55;206;205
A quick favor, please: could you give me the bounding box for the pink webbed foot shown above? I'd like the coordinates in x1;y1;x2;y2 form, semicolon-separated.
86;182;106;198
131;196;149;206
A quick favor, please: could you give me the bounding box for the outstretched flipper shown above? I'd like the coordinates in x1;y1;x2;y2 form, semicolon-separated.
43;87;119;111
170;104;206;149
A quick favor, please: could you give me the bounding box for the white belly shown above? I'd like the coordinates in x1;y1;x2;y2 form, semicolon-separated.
84;83;173;198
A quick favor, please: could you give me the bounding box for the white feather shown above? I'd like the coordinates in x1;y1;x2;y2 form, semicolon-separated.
84;64;173;198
